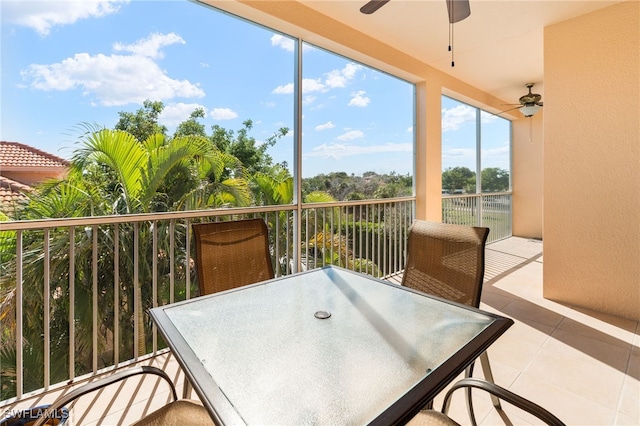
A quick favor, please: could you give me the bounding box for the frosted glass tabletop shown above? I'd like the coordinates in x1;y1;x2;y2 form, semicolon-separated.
150;266;512;425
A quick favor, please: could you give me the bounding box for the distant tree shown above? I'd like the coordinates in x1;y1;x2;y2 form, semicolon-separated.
442;166;476;193
374;182;411;199
481;167;510;192
114;100;167;141
301;171;412;201
173;108;207;138
210;120;289;177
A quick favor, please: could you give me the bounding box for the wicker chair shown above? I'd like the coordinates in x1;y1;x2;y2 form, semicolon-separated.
192;218;275;296
402;220;498;424
32;366;213;426
406;378;565;426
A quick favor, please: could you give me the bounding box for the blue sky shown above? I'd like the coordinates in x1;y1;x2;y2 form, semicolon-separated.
1;0;510;178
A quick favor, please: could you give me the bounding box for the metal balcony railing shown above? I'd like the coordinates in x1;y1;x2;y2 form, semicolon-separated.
0;193;512;404
0;198;415;403
442;192;512;242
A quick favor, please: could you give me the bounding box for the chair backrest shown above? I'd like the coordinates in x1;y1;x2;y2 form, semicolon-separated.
402;220;489;308
192;218;274;296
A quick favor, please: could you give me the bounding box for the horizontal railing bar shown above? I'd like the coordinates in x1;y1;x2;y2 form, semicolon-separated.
298;196;416;210
0;198;416;231
442;191;511;199
0;205;295;231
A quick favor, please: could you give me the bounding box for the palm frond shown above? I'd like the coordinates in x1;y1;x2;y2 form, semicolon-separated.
73;129;146;212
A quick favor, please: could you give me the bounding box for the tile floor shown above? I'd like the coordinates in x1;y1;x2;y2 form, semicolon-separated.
2;237;638;425
441;237;639;426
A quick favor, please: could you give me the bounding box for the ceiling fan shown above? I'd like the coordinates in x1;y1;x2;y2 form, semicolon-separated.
501;83;544;117
360;0;471;24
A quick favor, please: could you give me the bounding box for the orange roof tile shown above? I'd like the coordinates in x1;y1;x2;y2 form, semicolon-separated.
0;141;70;169
0;175;31;210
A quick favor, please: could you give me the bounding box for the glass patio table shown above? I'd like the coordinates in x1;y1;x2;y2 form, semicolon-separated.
149;266;513;425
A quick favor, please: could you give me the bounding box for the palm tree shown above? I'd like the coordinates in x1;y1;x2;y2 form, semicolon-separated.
0;128;251;397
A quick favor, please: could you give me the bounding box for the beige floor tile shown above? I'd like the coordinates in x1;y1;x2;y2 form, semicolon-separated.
499;298;566;329
479;290;517;311
618;346;640;421
546;328;631;373
484;250;530;282
615;410;640;425
485;333;545;375
618;376;640;423
510;372;616;425
523;341;626;410
487;237;543;259
560;307;639;346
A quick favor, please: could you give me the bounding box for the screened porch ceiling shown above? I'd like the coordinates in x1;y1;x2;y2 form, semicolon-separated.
204;0;621;106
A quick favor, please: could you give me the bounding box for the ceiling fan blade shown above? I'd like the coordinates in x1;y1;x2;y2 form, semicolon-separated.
360;0;390;14
497;106;521;115
446;0;471;23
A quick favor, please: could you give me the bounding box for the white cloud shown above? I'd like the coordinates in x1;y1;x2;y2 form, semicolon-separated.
480;110;499;124
159;103;206;126
303;78;325;93
442;146;475;170
272;83;293;94
113;32;185;59
336;130;364;141
325;70;348;88
407;126;413;132
21;47;204;106
270;34;313;52
325;62;362;88
273;62;361;96
348;91;370;107
442;105;475;132
272;78;326;95
270;34;295;52
482;144;510;159
303;95;317;105
306;142;412;160
341;63;362;80
2;0;129;37
210;108;238;120
443;147;474;158
315;121;335;131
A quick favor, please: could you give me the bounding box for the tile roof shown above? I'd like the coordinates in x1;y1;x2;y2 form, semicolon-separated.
0;175;31;210
0;141;70;169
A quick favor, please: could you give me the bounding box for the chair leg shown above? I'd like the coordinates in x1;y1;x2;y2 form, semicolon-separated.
464;363;478;426
463;352;502;425
479;351;502;409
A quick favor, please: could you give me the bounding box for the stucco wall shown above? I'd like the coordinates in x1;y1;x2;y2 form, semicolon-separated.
512;113;544;239
544;1;640;320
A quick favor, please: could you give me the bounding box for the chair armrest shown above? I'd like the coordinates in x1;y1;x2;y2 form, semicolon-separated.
33;366;177;426
441;378;566;426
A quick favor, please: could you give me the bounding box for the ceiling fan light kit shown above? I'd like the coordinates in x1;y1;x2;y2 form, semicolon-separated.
518;83;543;117
498;83;544;118
520;104;541;117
